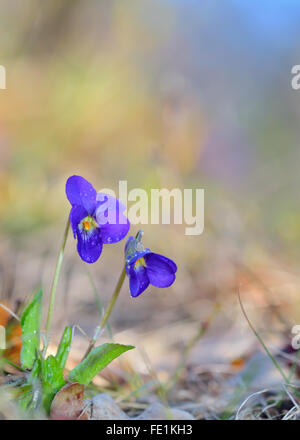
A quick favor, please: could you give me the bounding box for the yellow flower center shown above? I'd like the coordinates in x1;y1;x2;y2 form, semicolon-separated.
80;216;97;233
135;257;146;268
83;220;92;231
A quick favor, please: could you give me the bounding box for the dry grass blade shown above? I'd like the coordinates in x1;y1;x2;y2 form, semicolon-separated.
0;303;20;321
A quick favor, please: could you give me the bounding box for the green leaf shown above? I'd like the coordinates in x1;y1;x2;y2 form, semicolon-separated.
1;358;27;372
18;386;34;411
18;359;42;411
20;289;43;370
29;358;42;382
55;326;73;371
68;343;134;385
42;355;66;413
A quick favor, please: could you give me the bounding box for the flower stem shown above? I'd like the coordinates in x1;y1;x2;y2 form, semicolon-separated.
45;218;70;349
83;264;126;359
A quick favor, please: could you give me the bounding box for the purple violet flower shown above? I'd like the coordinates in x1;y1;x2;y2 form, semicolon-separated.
66;175;130;263
125;232;177;297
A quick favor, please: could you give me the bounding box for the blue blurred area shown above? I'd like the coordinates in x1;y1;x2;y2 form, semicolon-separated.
161;0;300;83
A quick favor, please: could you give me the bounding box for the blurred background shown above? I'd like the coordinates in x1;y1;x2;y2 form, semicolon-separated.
1;0;300;415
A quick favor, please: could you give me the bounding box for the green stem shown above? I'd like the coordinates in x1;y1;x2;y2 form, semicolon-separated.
238;286;288;383
83;264;126;359
45;218;70;348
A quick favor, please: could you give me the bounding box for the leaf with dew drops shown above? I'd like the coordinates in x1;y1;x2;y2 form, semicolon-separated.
42;355;66;413
68;343;134;385
20;290;42;370
55;326;73;371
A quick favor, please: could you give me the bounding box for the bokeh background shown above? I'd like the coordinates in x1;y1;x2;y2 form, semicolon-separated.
2;0;300;414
